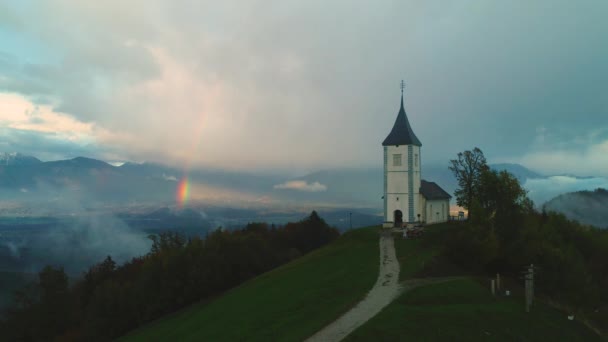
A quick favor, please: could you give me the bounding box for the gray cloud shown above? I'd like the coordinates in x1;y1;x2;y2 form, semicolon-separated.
0;1;606;173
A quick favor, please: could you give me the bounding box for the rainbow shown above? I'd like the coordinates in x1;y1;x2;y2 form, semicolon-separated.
176;176;190;208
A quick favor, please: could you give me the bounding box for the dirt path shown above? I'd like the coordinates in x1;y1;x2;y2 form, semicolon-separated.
305;232;462;342
305;231;400;342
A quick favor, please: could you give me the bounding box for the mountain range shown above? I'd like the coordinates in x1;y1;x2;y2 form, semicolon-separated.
0;152;604;216
0;153;42;166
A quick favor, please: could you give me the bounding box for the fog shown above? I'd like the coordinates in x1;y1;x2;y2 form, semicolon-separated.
41;215;152;272
524;176;608;207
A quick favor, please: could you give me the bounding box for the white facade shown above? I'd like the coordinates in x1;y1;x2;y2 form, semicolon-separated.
382;91;450;227
420;197;450;224
383;144;421;225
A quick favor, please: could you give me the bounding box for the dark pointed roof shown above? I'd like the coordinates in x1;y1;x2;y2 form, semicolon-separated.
382;94;422;146
420;180;451;200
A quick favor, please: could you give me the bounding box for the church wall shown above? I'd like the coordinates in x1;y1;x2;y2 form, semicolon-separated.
425;199;450;224
387;174;409;193
385;145;409;171
411;145;421;211
419;195;427;222
384;145;421;224
385;194;410;225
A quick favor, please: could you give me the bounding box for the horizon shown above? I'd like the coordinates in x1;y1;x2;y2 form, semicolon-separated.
0;150;577;176
3;151;608;181
3;150;608;212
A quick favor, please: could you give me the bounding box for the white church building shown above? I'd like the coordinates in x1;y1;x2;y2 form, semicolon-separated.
382;85;451;227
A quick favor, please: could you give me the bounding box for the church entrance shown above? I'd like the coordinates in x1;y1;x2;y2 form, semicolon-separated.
394;210;403;227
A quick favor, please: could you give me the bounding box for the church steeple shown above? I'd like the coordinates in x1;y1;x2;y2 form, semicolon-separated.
382;81;422;147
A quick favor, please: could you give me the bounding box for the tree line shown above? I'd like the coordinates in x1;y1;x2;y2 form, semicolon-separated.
447;148;608;331
0;211;339;341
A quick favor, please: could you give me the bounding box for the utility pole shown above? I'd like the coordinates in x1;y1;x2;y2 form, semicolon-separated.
524;264;535;312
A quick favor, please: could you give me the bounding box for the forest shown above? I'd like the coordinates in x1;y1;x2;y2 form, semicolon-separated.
0;211;339;341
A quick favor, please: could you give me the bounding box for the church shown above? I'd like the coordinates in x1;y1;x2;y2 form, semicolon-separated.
382;83;451;228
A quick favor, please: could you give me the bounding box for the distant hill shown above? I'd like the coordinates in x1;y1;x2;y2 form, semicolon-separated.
544;188;608;229
6;153;604;218
0;153;41;166
491;163;543;181
0;155;280;205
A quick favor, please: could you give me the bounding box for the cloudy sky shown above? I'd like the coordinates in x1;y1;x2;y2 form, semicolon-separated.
0;0;606;175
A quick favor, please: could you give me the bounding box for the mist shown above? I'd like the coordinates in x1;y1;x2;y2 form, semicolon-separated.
523;176;608;207
0;215;151;275
40;214;152;273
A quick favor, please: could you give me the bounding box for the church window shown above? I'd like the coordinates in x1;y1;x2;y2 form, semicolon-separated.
393;154;402;166
415;153;418;167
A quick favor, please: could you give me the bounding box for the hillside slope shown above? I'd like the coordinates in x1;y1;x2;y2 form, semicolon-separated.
120;228;379;342
347;223;602;340
544;188;608;229
119;223;601;341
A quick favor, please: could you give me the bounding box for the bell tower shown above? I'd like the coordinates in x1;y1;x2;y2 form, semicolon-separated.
382;81;422;227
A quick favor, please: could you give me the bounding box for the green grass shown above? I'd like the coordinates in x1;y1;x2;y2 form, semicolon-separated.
346;278;600;341
120;227;380;342
122;222;602;341
393;222;456;280
347;222;602;341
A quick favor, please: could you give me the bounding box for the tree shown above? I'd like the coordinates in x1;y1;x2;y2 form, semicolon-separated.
478;169;531;221
475;168;534;256
39;265;69;303
37;265;71;340
449;147;489;219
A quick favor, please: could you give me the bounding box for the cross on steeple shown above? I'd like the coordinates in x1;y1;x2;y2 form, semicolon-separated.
383;80;421;147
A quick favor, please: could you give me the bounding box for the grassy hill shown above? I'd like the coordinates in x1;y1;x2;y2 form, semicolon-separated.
346;278;600;341
120;228;379;341
120;223;602;341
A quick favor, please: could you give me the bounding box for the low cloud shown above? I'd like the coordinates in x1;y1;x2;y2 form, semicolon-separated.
40;214;152;272
523;176;608;206
162;174;178;181
518;128;608;178
273;180;327;192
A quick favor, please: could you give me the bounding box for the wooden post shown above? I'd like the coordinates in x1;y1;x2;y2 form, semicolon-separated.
524;264;534;312
529;264;534;304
